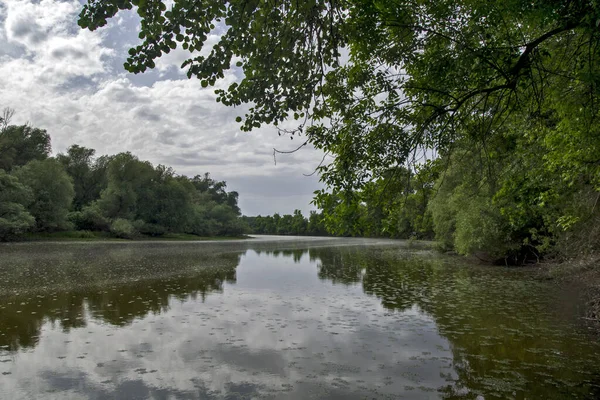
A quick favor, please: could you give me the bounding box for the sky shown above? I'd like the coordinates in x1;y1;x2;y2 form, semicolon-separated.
0;0;327;216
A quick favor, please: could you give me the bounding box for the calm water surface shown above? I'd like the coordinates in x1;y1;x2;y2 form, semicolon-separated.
0;236;599;399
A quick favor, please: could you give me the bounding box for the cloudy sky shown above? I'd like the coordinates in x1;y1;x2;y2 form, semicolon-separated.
0;0;326;216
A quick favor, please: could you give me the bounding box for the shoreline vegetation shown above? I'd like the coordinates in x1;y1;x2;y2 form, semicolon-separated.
0;116;333;244
15;231;251;242
0;121;249;243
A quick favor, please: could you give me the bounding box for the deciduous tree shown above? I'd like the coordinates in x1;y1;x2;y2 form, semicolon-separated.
13;159;74;232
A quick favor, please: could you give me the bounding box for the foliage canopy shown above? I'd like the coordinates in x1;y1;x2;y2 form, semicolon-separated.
80;0;600;185
79;1;600;259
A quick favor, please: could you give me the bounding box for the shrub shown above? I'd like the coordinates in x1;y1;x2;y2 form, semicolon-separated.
72;230;96;239
554;188;600;259
132;220;166;236
0;203;35;241
110;218;137;239
68;205;110;231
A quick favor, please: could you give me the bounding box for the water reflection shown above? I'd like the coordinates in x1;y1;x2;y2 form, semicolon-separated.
0;240;599;399
312;246;600;398
0;243;241;352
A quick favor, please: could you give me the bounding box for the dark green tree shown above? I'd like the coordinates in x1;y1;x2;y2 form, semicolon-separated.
135;165;194;233
291;209;308;235
57;145;106;210
307;211;328;236
96;152;155;220
0;125;51;171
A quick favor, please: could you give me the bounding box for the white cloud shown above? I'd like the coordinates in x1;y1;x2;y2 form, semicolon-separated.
0;0;325;215
3;0;112;83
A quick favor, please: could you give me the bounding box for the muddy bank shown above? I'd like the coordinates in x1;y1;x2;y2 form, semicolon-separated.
544;256;600;323
460;251;600;325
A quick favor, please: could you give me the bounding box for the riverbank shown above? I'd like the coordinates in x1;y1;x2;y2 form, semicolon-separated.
542;255;600;323
16;230;250;242
459;251;600;324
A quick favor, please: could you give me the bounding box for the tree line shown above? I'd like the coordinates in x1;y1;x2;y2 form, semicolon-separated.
242;210;328;236
0;112;247;241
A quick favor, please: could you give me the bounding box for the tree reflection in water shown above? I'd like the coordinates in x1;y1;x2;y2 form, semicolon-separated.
0;241;599;399
0;243;240;352
311;246;600;399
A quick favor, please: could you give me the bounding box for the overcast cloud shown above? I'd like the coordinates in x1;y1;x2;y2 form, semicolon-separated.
0;0;326;216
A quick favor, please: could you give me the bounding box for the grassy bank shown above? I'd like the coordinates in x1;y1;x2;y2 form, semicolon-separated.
18;230;250;242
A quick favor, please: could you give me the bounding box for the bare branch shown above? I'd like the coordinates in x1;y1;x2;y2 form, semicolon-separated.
0;107;15;132
272;140;309;165
303;152;329;177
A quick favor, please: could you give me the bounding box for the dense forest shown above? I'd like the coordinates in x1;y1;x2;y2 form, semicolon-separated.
0;112;247;241
79;0;600;264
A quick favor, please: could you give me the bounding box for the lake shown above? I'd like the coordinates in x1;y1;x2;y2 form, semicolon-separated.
0;236;599;399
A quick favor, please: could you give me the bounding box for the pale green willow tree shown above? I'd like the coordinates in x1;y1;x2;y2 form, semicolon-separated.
0;170;34;240
13;159;75;232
